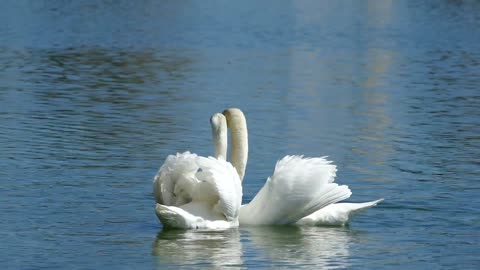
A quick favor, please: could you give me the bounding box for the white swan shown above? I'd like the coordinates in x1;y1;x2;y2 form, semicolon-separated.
220;108;351;225
215;108;383;226
153;113;242;229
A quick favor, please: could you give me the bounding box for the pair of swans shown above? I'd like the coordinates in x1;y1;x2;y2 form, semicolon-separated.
153;108;383;229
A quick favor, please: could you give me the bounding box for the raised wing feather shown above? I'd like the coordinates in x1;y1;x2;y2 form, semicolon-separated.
153;152;242;226
296;198;384;226
153;152;199;206
239;155;352;225
195;156;242;221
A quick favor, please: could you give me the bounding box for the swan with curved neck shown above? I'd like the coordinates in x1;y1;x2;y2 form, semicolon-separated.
152;113;242;229
214;108;383;226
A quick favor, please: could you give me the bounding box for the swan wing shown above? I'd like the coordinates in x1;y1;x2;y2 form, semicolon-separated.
153;152;242;228
195;156;242;222
240;155;352;225
155;204;199;229
155;203;242;229
296;198;384;226
153;152;199;206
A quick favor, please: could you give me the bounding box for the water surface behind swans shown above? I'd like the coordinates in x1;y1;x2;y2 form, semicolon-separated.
1;1;479;269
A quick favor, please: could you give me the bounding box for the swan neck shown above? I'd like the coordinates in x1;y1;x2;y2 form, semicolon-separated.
212;129;227;160
211;114;228;160
224;109;248;181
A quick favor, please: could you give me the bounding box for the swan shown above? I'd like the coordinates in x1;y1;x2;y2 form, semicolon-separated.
220;108;351;225
215;108;383;226
152;113;242;229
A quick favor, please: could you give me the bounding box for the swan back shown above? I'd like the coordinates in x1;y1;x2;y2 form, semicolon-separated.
153;152;242;228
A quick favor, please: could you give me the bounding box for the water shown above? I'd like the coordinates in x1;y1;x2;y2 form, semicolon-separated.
1;0;479;269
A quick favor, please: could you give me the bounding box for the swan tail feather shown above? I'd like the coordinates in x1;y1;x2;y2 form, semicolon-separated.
296;198;384;226
344;198;384;218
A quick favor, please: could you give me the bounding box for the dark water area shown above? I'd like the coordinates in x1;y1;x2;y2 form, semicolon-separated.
1;0;479;269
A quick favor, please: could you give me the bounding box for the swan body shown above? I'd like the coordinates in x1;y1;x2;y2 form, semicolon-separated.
219;108;383;226
153;114;242;229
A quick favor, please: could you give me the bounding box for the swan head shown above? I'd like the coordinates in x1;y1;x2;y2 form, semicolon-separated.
210;113;227;133
222;108;244;124
210;113;228;160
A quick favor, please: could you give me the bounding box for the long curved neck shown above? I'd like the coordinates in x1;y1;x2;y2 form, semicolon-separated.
223;108;248;182
213;131;227;160
210;113;228;160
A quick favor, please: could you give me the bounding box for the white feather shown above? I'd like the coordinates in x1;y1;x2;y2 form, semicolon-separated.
153;152;242;229
296;198;384;226
220;108;383;226
239;156;352;225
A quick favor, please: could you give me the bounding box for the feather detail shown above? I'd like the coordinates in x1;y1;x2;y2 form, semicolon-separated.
239;156;351;225
153;152;242;229
296;198;384;226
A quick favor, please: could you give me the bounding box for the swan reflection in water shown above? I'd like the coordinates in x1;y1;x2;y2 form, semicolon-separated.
242;226;351;269
152;228;243;269
152;226;352;269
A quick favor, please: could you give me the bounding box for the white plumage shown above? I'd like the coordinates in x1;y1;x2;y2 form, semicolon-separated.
239;155;352;225
153;108;383;229
153;152;242;229
220;108;383;226
296;198;384;226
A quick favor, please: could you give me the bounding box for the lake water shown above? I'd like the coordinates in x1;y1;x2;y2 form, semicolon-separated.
1;0;479;269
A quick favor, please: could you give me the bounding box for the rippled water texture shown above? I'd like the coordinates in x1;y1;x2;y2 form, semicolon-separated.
1;0;479;269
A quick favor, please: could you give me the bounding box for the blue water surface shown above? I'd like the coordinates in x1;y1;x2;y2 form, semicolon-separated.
1;1;479;269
